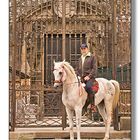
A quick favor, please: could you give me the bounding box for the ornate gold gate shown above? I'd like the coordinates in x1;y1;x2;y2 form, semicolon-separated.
10;0;131;131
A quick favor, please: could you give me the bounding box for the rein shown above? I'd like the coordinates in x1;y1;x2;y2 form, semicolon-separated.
53;65;83;96
54;80;80;86
63;81;80;86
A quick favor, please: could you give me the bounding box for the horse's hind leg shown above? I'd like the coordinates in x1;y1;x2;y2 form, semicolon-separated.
104;98;113;140
66;107;74;140
97;101;107;130
97;101;107;123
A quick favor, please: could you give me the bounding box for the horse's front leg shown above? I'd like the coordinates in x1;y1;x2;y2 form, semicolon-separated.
75;107;82;140
66;107;74;140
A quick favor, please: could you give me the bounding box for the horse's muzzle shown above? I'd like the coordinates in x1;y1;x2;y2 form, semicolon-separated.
54;80;62;88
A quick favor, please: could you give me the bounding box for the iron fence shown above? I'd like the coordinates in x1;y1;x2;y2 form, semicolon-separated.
98;62;131;89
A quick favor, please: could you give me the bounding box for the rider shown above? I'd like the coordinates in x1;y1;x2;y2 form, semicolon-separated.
76;43;97;113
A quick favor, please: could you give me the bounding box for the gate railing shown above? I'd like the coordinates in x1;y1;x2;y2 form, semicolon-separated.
119;90;131;117
97;62;131;89
9;73;131;131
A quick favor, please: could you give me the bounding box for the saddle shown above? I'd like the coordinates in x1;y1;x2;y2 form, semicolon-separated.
92;80;99;94
81;76;99;94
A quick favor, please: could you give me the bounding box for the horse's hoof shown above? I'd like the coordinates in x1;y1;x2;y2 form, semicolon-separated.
103;137;109;140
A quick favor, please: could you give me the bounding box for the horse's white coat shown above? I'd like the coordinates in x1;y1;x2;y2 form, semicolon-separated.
53;61;120;140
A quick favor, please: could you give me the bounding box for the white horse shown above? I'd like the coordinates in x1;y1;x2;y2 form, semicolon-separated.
53;61;120;140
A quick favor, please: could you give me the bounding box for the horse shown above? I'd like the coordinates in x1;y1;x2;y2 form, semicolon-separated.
53;60;120;140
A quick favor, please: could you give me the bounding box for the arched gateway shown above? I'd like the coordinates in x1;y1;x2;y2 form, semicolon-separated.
10;0;131;132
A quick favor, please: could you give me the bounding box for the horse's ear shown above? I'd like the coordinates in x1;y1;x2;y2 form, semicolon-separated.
53;59;55;65
63;59;65;62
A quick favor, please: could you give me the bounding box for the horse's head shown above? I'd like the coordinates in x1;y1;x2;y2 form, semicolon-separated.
53;61;66;88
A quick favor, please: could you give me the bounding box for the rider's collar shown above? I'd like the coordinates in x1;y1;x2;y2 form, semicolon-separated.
81;52;91;57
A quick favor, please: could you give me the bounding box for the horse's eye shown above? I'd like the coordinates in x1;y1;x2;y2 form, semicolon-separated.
59;72;62;75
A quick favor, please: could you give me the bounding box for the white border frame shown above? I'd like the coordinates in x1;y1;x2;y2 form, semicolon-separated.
0;0;9;139
135;0;140;140
0;0;139;139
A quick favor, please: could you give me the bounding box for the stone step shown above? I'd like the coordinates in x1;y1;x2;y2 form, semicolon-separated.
35;139;130;140
10;127;131;140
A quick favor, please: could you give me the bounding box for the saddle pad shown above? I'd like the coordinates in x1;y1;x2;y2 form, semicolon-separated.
92;80;99;93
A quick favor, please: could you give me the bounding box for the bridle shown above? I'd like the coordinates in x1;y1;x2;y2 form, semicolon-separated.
53;67;80;86
53;67;64;84
54;80;62;83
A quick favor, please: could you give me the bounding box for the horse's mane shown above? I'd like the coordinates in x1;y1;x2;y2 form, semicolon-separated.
62;61;76;77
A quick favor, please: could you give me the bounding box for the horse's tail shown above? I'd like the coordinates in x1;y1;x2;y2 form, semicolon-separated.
110;80;120;109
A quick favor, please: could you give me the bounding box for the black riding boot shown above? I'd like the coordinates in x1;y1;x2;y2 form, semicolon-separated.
82;79;96;115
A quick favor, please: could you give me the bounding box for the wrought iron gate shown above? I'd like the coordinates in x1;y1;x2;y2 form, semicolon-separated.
10;0;131;131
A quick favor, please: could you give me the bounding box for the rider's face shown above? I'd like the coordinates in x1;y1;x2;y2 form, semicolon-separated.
80;47;89;55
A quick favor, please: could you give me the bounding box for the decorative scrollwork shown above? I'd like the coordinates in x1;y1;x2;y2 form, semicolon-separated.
54;0;76;18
